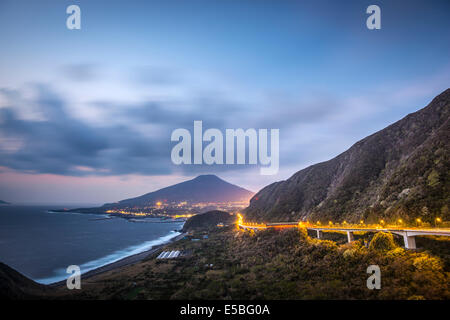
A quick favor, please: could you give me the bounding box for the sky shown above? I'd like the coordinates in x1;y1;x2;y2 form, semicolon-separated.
0;0;449;204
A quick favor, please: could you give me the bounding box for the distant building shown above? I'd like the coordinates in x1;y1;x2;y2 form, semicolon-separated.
156;250;181;259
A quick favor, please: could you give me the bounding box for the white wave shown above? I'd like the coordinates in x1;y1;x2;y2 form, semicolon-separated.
36;231;181;285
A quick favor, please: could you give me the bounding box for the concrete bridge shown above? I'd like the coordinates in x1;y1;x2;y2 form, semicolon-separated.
238;223;450;249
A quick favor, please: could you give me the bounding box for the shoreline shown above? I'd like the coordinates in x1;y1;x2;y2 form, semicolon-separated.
49;232;186;288
48;210;189;223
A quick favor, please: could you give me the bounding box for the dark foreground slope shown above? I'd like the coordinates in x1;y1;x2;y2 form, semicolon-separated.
0;262;48;299
245;89;450;223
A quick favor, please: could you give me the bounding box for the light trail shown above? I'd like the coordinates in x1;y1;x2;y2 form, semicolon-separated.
235;215;450;249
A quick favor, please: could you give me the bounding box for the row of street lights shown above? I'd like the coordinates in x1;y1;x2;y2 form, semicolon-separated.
313;217;443;228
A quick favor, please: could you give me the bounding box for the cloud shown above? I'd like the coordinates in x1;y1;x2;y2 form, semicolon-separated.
60;63;100;82
1;66;448;181
0;83;265;177
0;84;172;176
132;66;182;86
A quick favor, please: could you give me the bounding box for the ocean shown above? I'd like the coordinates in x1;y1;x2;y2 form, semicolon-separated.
0;205;184;284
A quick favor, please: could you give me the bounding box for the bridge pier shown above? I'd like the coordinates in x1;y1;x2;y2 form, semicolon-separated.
347;231;354;243
316;230;323;239
403;235;416;249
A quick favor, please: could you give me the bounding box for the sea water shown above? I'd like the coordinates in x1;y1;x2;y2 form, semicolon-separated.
0;205;183;284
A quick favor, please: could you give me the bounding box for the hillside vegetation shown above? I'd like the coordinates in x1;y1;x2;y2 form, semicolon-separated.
245;89;450;224
63;227;450;300
182;210;234;232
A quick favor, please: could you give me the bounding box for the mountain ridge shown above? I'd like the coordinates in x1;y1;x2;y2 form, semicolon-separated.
58;175;254;214
245;88;450;224
104;174;253;208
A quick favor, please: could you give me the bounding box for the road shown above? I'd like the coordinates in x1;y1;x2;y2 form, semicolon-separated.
238;221;450;249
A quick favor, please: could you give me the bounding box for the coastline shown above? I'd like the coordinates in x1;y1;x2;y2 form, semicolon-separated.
49;232;186;288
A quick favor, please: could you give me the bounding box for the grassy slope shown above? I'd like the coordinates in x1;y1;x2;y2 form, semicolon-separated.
59;227;450;300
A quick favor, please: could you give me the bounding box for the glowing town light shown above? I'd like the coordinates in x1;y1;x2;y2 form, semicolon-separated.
156;201;162;206
436;217;442;223
416;218;422;223
398;219;403;224
360;220;364;224
236;213;244;225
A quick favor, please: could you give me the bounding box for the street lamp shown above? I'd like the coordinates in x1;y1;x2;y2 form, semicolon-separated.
435;217;442;226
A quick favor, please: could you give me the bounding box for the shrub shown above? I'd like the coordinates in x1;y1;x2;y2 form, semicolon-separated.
408;295;425;300
343;249;355;259
298;226;309;240
386;247;405;258
413;254;443;272
369;232;397;251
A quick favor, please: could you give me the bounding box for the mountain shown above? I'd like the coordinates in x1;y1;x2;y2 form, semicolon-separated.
182;210;235;232
103;175;253;209
0;200;10;205
245;89;450;224
0;262;48;299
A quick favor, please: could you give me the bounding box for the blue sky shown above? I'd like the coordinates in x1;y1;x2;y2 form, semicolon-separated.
0;0;449;203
